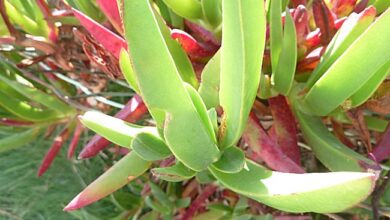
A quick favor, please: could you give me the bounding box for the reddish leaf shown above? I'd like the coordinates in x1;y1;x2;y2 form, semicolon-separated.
331;0;357;17
78;95;148;159
372;125;390;162
346;110;373;152
184;20;221;49
291;0;307;7
297;47;322;72
72;9;127;59
171;29;215;58
268;96;301;165
0;118;34;126
312;0;337;45
182;184;218;220
38;128;70;176
243;113;304;173
96;0;123;34
354;0;369;13
294;5;309;45
67;121;84;159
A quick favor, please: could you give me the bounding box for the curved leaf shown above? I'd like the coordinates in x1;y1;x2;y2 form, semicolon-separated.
123;0;219;171
198;51;220;109
210;159;376;213
64;151;150;211
295;109;380;172
303;8;390;116
152;162;196;182
162;0;203;19
79;111;157;148
219;0;266;148
212;146;245;174
131;132;172;161
0;128;40;153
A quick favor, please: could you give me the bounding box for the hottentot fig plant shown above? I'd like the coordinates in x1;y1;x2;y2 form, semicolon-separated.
0;0;390;219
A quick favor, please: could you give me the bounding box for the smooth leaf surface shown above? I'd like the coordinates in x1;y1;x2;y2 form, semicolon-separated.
64;151;151;211
162;0;203;19
219;0;266;148
198;51;221;109
80;111;157;148
210;159;376;213
269;0;282;69
131;132;172;161
123;0;219;171
271;8;297;95
201;0;222;27
212;146;245;174
295;109;380;172
303;8;390;116
306;7;376;88
152;162;196;182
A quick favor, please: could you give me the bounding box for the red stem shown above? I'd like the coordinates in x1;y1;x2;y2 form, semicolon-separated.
182;184;218;220
67;121;84;159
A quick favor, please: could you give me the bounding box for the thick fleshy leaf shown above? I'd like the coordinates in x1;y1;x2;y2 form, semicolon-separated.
295;109;380;172
201;0;222;27
79;111;157;148
243;113;304;173
78;95;148;159
162;0;203;19
269;0;283;70
120;49;140;93
131;132;172;161
268;96;301;165
303;8;390;116
38;128;69;176
64;151;151;211
0;128;39;153
210;159;376;213
306;6;376;89
198;51;220;109
72;8;127;59
123;0;219;171
349;60;390;107
312;0;336;45
171;29;214;58
271;8;297;95
372;0;390;14
212;146;245;174
96;0;122;33
152;162;196;182
219;0;266;148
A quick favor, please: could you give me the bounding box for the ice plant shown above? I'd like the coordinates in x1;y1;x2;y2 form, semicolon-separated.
0;0;389;219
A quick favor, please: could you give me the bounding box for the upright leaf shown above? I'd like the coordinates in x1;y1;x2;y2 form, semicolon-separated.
219;0;266;148
123;0;219;171
303;8;390;116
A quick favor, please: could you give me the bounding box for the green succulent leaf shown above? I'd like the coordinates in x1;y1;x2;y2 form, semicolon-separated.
64;151;151;211
271;8;297;95
80;111;157;148
306;7;377;89
198;51;221;109
210;159;376;213
269;0;282;69
295;108;380;172
119;49;140;93
123;0;219;171
152;162;196;182
201;0;222;27
212;146;245;174
219;0;266;148
162;0;203;19
303;8;390;116
131;132;172;161
348;60;390;107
